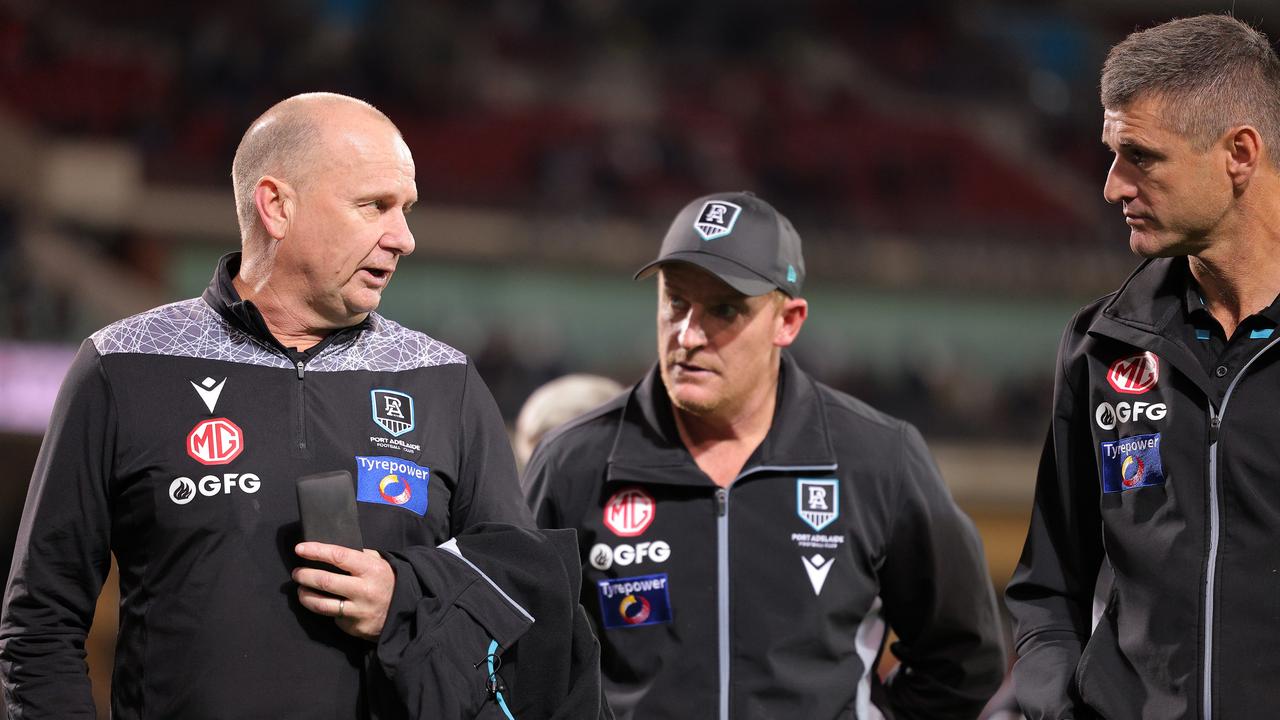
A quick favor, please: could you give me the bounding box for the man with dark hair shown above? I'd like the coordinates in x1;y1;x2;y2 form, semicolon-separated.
0;93;593;719
1007;14;1280;719
525;191;1005;719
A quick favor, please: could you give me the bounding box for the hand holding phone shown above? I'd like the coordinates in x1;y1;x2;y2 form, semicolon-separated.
296;470;364;551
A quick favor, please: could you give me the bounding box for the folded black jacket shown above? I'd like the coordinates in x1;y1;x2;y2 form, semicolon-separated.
375;523;612;720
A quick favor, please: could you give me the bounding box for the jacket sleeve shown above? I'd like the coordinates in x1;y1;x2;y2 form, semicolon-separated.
878;423;1007;719
0;340;116;718
1004;316;1104;719
450;361;534;533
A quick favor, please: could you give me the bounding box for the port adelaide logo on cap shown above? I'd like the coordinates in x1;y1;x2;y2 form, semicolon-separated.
693;200;742;241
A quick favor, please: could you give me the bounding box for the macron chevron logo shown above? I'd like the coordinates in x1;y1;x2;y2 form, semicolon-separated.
802;553;835;595
190;377;227;414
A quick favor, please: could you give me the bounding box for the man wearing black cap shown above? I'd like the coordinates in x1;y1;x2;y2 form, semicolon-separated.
523;192;1005;719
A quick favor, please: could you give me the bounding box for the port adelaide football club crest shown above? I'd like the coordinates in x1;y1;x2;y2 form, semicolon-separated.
797;478;838;531
372;389;414;436
792;478;844;596
693;200;742;241
369;388;422;454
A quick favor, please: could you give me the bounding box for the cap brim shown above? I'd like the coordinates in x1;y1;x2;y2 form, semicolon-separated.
633;253;778;296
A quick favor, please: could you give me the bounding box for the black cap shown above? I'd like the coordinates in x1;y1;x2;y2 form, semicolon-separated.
634;192;805;297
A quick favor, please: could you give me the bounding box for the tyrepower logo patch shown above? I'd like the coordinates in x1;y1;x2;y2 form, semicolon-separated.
355;456;430;516
1107;352;1159;394
1100;433;1165;493
597;573;673;629
186;418;244;465
603;487;655;537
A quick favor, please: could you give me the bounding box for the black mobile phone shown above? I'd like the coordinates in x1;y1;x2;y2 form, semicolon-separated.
296;470;364;550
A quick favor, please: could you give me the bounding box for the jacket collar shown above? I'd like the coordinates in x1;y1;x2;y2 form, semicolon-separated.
1089;256;1214;397
1098;256;1185;332
201;251;371;359
606;353;838;487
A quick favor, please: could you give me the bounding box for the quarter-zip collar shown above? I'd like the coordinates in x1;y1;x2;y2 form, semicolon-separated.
201;251;371;362
605;352;838;486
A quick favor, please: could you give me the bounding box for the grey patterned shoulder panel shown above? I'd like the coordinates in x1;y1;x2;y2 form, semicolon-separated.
309;313;467;372
91;298;467;372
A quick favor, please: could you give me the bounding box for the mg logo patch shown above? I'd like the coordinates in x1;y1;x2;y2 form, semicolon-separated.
693;200;742;241
371;389;415;437
797;478;838;532
603;487;655;537
186;418;244;465
1107;352;1159;395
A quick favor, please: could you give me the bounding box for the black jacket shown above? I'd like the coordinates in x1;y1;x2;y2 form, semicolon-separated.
1007;257;1280;719
0;253;533;719
525;354;1005;720
377;523;611;720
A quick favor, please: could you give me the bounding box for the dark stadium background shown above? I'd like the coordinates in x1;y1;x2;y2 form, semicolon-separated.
0;1;1272;716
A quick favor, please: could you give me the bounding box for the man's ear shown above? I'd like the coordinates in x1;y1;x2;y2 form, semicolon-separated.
1224;125;1263;191
253;176;294;240
773;297;808;348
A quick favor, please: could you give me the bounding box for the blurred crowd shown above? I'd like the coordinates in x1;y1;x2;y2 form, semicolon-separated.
0;0;1136;230
0;0;1222;441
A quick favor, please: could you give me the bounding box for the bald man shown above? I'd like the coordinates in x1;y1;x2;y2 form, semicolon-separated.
0;94;535;718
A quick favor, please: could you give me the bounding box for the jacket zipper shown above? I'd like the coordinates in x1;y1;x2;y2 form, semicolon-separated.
715;463;837;720
715;487;730;720
1200;334;1280;720
1202;407;1220;720
295;359;308;452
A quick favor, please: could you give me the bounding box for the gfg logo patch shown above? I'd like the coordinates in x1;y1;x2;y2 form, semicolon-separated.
589;541;671;571
169;473;261;505
1095;401;1168;430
